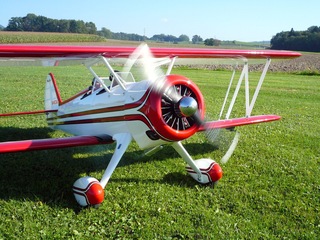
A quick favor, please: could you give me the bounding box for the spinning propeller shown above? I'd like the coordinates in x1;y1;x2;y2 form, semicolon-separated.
123;44;204;127
122;44;239;163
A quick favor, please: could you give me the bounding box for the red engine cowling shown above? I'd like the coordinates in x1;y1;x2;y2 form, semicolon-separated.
141;74;205;142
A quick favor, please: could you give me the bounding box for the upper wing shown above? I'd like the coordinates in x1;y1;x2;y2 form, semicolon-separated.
0;45;301;59
198;115;281;131
0;135;114;153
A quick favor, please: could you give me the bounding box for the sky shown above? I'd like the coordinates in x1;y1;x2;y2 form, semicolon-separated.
1;0;319;42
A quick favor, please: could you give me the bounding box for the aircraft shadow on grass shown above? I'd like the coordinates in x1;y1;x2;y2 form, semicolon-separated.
0;126;217;209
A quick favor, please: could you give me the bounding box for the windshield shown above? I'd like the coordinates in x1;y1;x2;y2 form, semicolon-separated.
85;44;174;92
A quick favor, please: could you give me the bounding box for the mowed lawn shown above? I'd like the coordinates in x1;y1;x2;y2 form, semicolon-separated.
0;64;319;239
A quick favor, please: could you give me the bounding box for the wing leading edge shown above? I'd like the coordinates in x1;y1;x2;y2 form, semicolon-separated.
0;45;301;59
198;115;281;131
0;135;114;153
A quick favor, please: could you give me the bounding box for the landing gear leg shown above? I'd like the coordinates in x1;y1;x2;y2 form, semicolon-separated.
73;133;132;207
172;141;223;184
100;133;132;188
172;141;203;183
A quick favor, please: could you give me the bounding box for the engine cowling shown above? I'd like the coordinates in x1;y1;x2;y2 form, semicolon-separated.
142;74;205;142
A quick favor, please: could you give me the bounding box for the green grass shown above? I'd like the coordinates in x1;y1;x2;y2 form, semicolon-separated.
0;65;319;239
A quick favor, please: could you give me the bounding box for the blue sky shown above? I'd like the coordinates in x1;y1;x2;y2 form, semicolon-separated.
1;0;319;42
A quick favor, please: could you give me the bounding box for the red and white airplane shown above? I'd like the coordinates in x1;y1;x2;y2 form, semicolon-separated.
0;44;300;207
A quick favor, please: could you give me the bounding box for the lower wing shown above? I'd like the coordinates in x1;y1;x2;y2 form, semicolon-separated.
0;135;114;153
198;115;280;131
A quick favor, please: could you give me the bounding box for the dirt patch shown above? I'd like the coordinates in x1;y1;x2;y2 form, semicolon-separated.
264;53;320;72
180;53;320;73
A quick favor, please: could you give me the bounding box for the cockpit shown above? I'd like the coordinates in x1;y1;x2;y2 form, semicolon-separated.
80;57;136;100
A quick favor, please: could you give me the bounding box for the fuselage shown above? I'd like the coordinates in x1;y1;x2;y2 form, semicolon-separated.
47;80;165;149
46;74;204;150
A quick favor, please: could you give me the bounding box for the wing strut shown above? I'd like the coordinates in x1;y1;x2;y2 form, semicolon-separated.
248;58;272;115
219;63;238;119
220;58;272;119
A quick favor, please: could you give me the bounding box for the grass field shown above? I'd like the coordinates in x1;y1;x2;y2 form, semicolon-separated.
0;64;319;239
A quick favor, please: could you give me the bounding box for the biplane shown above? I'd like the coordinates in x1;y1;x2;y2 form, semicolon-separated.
0;44;300;207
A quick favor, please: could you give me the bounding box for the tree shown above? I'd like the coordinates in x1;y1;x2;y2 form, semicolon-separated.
98;27;112;39
150;34;179;42
6;17;23;31
192;35;203;44
85;22;97;34
204;38;213;46
4;13;97;34
68;20;91;33
271;26;320;52
308;26;320;33
178;34;189;42
204;38;221;46
57;20;70;33
22;13;38;31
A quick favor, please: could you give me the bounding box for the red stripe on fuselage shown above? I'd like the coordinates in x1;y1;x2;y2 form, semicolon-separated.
47;88;169;140
47;89;155;130
0;109;57;117
48;89;151;121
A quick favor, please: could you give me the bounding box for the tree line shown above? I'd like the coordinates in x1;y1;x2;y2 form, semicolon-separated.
4;14;320;51
2;13;222;46
5;13;97;34
271;26;320;52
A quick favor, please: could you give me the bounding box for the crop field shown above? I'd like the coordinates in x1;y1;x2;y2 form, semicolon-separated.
0;61;319;239
0;31;271;50
0;31;106;44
